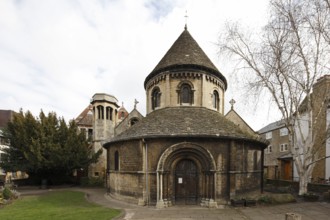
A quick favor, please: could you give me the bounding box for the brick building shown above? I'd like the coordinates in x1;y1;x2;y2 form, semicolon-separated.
259;75;330;183
103;26;267;207
258;120;292;180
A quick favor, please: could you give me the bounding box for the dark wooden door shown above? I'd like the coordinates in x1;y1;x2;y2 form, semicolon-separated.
283;161;291;180
175;159;198;205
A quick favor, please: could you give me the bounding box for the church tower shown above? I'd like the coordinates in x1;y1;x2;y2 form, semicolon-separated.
145;27;227;114
103;26;267;208
90;93;119;177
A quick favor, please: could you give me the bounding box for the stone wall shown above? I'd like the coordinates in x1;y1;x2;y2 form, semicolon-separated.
146;72;225;115
106;137;264;205
311;76;330;180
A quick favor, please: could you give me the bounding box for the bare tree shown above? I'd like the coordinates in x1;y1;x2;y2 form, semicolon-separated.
218;0;330;195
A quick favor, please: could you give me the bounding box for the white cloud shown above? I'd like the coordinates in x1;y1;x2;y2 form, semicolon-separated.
0;0;278;130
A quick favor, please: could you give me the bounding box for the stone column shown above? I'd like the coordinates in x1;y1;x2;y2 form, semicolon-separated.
208;172;217;208
156;171;166;208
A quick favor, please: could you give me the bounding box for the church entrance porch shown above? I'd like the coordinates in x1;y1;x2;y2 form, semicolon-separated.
155;142;217;208
175;159;198;205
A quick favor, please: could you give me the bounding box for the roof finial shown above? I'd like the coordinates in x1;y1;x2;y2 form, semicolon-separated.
134;99;139;109
184;10;188;30
229;98;236;110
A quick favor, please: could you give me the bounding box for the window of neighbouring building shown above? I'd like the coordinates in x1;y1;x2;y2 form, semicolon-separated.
88;129;93;140
280;127;288;136
280;143;288;152
266;132;272;139
106;106;113;120
266;145;272;154
97;105;104;119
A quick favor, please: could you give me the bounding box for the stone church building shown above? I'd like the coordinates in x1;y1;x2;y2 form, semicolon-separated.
101;26;267;208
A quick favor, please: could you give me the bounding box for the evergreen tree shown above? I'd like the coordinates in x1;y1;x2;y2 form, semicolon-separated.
0;109;101;184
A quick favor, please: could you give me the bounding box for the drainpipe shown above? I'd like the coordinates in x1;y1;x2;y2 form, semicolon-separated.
142;138;149;206
261;146;264;193
227;141;232;200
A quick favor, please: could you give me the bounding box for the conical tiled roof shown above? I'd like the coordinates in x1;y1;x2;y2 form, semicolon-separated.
144;28;227;89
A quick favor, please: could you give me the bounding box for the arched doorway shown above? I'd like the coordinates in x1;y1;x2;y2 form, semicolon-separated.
156;142;217;208
175;159;198;205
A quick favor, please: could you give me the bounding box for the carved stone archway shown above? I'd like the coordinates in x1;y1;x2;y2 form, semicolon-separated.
156;142;218;208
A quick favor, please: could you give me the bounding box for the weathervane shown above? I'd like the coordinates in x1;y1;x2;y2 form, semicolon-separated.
184;10;188;30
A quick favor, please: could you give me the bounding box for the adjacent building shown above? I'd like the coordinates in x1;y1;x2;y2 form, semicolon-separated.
259;75;330;183
0;110;28;184
258;120;292;180
75;95;143;179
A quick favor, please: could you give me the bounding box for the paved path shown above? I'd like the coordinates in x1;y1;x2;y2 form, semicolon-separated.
19;187;330;220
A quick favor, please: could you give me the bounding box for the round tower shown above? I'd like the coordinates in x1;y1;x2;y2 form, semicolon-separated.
144;27;227;115
90;93;119;178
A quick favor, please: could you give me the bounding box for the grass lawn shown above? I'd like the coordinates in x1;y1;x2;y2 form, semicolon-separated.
0;190;121;220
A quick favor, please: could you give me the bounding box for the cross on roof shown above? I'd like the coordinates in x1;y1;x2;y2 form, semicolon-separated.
184;10;188;30
229;98;236;110
134;99;139;109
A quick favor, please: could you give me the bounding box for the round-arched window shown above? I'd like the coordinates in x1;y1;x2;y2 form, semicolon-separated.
213;90;220;110
151;87;161;110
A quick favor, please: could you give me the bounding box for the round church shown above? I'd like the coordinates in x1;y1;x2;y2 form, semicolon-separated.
103;26;267;208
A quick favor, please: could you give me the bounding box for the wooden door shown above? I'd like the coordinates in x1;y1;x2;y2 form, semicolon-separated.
283;161;291;180
175;159;198;205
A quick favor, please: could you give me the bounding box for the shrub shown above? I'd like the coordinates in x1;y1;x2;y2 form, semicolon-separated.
258;196;272;204
80;177;104;187
2;187;13;200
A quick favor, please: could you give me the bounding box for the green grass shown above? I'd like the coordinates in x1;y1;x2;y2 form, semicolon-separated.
0;191;121;220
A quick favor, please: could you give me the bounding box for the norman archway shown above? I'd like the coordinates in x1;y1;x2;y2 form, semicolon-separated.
156;142;217;208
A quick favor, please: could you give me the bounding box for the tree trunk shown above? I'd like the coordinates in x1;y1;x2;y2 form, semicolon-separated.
298;172;308;195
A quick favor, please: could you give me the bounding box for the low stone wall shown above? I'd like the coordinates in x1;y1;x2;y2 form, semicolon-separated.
265;179;330;193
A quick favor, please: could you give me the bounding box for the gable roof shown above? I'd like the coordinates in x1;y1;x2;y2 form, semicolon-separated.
75;105;93;127
258;119;286;134
225;109;255;136
144;28;227;89
104;107;267;146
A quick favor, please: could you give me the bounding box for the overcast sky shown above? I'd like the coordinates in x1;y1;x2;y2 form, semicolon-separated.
0;0;281;131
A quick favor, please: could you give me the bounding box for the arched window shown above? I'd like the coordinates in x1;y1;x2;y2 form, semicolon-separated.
106;107;113;120
213;90;220;110
179;83;193;105
151;87;161;110
114;151;119;171
97;105;104;119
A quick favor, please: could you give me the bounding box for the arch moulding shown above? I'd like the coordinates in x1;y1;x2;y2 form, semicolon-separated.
156;142;216;172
